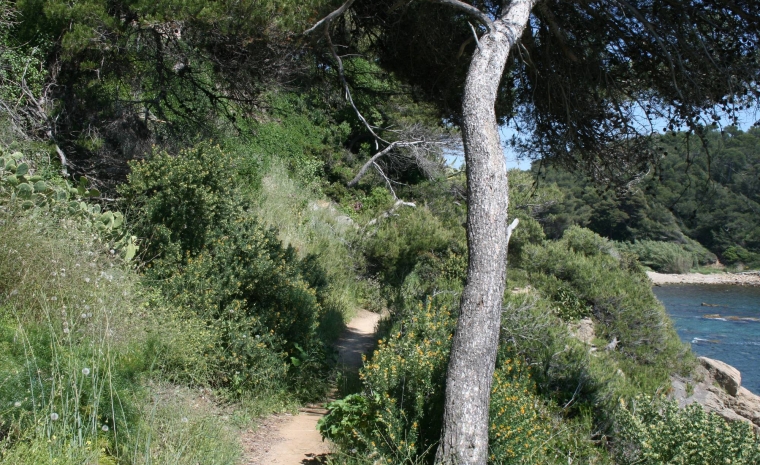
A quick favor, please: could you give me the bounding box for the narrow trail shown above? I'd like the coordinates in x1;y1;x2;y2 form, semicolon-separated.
241;309;382;464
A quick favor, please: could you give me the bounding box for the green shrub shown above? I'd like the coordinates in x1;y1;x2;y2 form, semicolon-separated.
615;396;760;464
320;297;597;464
522;227;693;432
122;143;332;398
722;245;760;268
487;357;554;464
0;152;242;464
364;207;453;287
119;143;242;267
615;239;718;274
526;228;690;386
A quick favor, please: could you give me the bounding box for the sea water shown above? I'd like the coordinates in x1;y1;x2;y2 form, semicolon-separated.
653;284;760;394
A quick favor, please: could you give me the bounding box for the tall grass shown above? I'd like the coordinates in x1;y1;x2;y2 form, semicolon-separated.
0;201;240;464
255;163;363;332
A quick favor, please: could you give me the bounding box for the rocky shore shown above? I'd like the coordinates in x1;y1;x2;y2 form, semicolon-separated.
647;271;760;286
671;357;760;431
570;318;760;430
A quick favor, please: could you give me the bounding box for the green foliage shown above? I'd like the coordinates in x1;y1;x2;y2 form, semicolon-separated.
121;142;331;398
364;207;453;287
487;357;554;464
8;0;340;180
320;297;601;464
120;143;241;265
0;1;47;107
253;163;359;341
524;228;692;413
539;276;593;320
615;396;760;465
243;92;351;183
0;147;137;261
536;127;760;269
0;182;234;463
317;393;376;452
722;245;760;269
616;239;717;274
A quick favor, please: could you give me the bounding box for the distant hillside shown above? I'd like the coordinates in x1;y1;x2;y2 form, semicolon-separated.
534;126;760;270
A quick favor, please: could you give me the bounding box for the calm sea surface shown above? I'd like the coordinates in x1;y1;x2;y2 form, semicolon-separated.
653;284;760;394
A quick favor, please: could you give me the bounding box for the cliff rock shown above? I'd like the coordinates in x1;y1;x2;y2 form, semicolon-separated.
671;357;760;430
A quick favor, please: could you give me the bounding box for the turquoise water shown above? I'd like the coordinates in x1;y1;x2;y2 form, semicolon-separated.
653;284;760;395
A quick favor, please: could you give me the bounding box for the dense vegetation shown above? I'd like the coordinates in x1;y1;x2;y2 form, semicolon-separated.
1;0;759;464
534;126;760;271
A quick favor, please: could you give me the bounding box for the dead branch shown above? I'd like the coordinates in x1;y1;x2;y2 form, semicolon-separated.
373;161;397;199
304;0;357;36
20;80;68;176
364;199;417;230
323;30;386;146
347;140;429;186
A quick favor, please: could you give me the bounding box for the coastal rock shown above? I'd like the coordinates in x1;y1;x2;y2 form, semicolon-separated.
671;359;760;430
699;356;741;396
734;387;760;424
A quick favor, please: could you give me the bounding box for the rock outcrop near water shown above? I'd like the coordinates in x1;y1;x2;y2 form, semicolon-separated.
671;357;760;430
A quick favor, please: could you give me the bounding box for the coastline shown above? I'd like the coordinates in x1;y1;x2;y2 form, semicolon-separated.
647;271;760;286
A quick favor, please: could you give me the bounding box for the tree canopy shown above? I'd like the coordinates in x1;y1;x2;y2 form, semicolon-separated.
331;0;758;183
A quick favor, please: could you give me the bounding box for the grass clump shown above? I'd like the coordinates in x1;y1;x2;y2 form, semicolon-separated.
0;148;241;464
615;238;717;274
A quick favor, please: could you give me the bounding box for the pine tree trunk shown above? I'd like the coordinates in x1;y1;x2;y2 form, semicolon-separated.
435;2;536;464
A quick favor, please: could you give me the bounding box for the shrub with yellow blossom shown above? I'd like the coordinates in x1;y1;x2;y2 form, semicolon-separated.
321;297;556;464
615;395;760;465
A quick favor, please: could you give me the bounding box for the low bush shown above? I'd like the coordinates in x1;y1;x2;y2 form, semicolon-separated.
722;245;760;269
615;239;717;274
525;228;691;397
363;207;453;288
121;143;333;399
320;297;601;464
615;396;760;464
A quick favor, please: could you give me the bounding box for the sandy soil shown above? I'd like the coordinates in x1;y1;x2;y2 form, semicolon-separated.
241;309;382;465
647;271;760;286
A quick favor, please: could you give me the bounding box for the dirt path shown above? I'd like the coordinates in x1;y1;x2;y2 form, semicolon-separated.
241;309;381;464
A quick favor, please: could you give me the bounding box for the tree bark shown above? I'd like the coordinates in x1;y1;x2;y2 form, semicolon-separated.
435;1;536;464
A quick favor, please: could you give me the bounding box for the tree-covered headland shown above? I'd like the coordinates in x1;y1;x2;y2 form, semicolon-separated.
1;1;759;464
534;125;760;272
